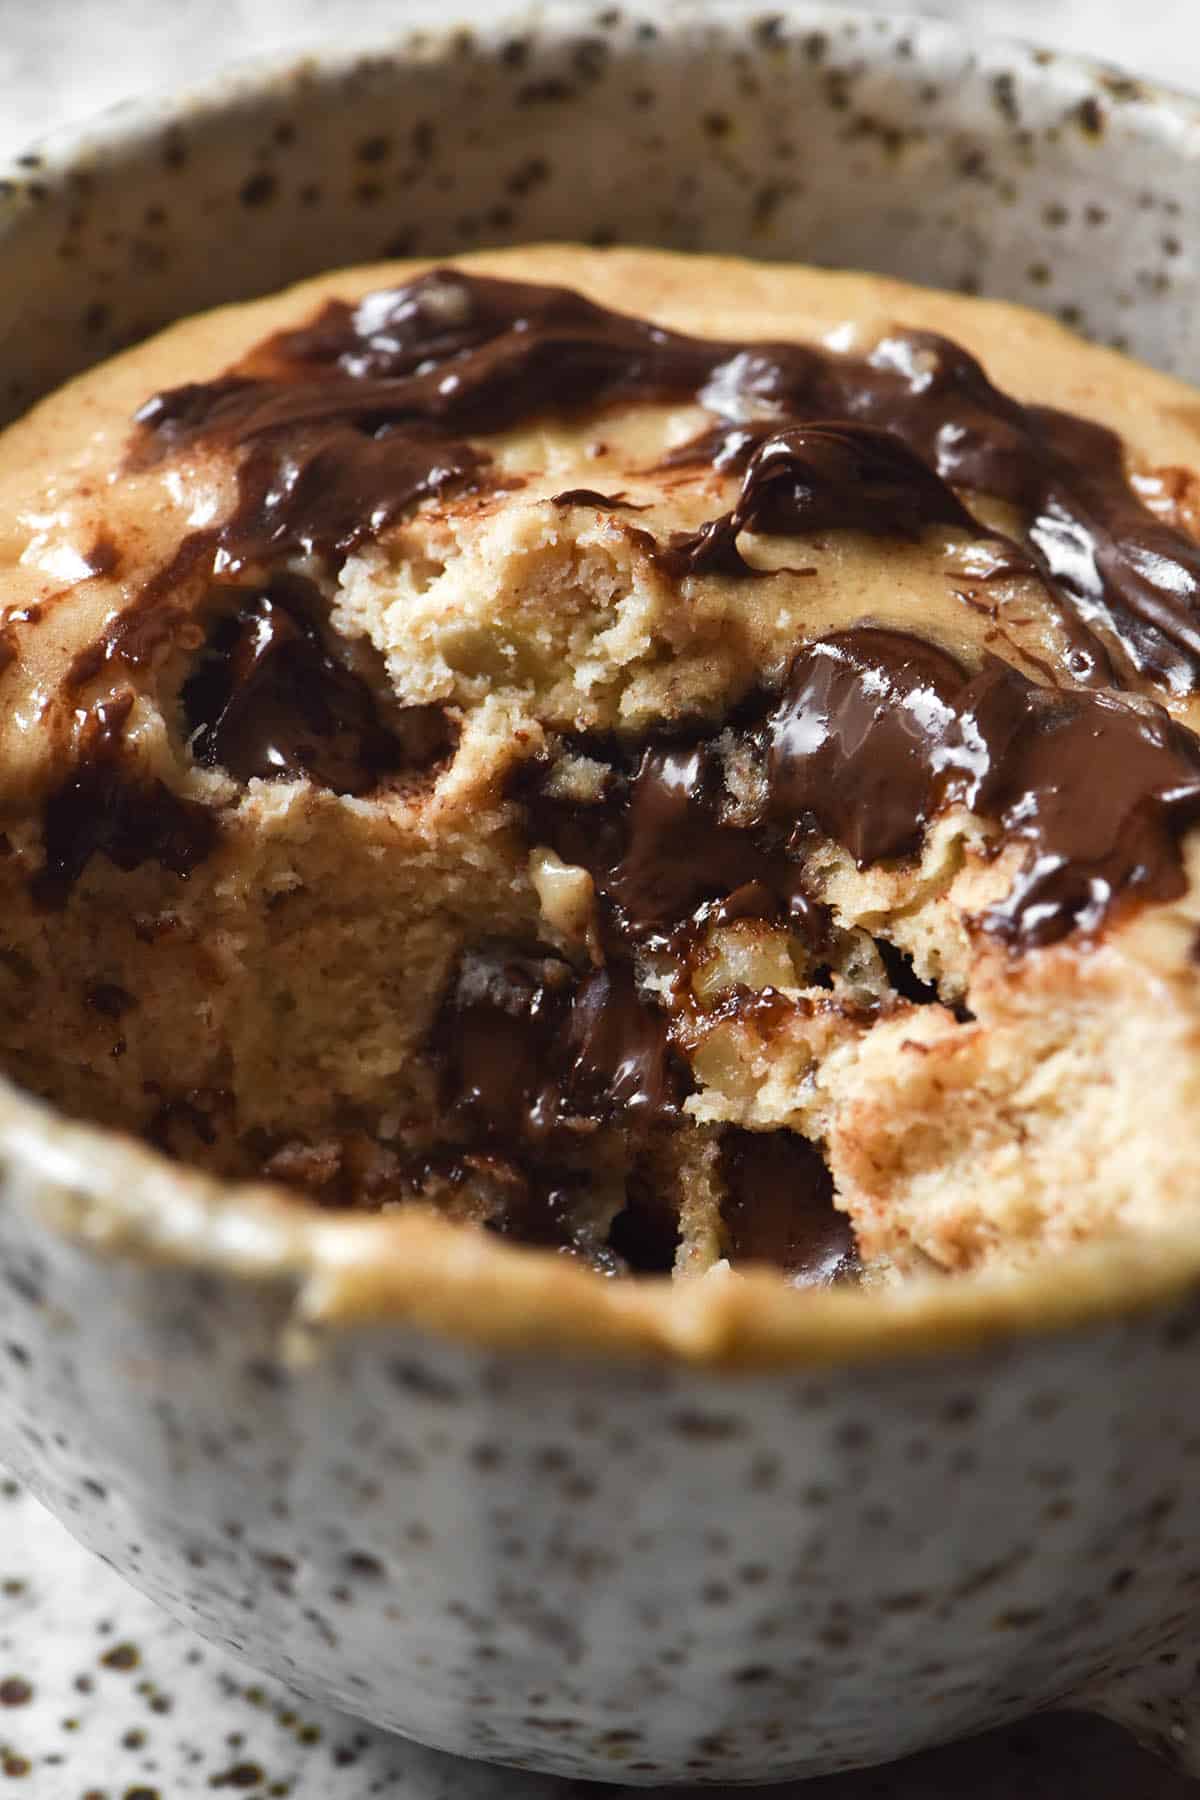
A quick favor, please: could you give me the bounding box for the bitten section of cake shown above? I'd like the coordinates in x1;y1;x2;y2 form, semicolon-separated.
2;246;1200;1281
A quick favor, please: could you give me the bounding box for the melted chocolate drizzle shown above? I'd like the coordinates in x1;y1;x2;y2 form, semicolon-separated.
118;266;1200;905
34;692;217;909
769;630;1200;944
71;422;487;690
130;268;1200;691
767;629;972;866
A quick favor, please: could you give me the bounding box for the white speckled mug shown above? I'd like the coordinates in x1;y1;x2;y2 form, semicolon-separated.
4;4;1200;1784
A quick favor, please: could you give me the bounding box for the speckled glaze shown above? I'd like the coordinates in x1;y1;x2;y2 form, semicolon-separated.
4;4;1200;1786
6;1482;1194;1799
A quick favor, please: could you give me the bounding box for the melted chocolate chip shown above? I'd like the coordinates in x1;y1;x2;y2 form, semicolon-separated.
441;949;571;1145
181;576;452;793
766;629;970;865
34;692;217;909
721;1128;858;1286
440;946;686;1148
567;963;688;1118
484;1165;621;1270
970;672;1200;944
660;423;978;578
84;981;136;1019
525;738;824;951
432;945;689;1271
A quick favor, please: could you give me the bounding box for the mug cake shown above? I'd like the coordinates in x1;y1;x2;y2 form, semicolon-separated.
3;245;1200;1288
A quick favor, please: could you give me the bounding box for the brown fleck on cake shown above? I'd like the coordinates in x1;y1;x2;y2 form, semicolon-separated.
3;245;1200;1285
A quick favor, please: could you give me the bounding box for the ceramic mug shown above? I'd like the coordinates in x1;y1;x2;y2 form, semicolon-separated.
3;4;1200;1783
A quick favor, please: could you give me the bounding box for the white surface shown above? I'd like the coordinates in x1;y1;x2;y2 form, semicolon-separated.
0;0;1199;165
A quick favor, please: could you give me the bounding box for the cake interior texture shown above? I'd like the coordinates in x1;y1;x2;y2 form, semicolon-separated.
4;246;1200;1286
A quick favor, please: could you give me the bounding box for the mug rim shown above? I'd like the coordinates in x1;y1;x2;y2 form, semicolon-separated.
4;1;1200;1371
13;1069;1200;1369
5;0;1200;193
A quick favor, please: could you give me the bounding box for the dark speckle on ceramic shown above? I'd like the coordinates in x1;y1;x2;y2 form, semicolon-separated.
2;3;1200;1788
